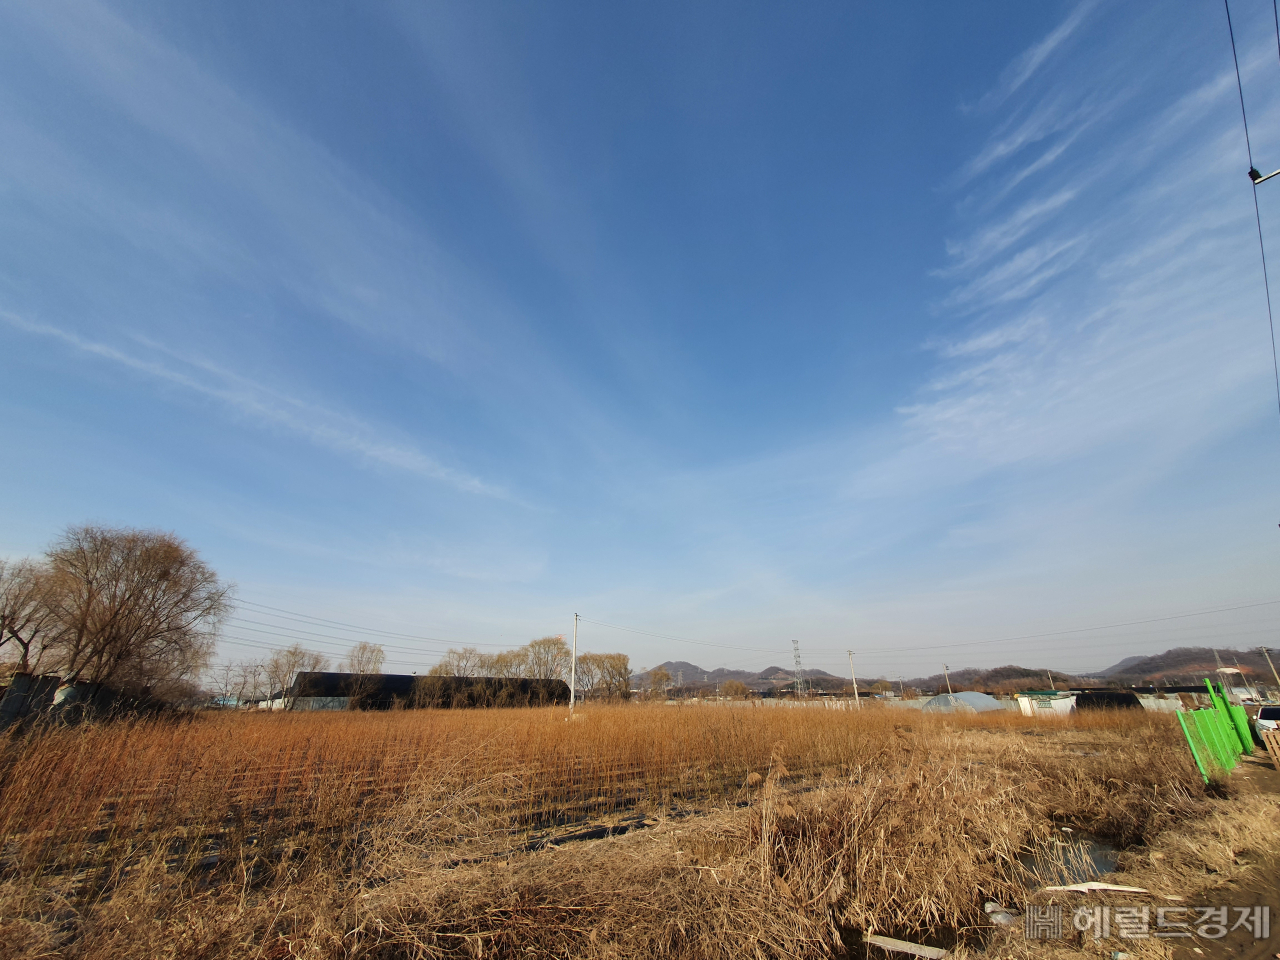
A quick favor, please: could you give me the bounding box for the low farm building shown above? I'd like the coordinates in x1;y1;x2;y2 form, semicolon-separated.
285;672;571;710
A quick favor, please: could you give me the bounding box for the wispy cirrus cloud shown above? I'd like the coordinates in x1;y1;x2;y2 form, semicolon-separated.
933;316;1048;359
605;16;1279;661
0;0;556;386
970;0;1099;113
908;65;1265;476
942;234;1087;311
939;189;1076;275
958;93;1110;185
734;13;1278;659
1;311;509;499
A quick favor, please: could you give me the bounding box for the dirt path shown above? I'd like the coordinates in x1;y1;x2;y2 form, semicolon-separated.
1171;752;1280;960
1009;746;1280;960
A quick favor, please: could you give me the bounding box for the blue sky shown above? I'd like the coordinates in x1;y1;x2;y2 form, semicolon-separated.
5;0;1280;680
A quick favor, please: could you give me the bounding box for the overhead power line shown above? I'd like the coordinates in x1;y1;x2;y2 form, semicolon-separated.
219;595;1280;676
234;599;512;649
576;616;784;654
1224;0;1280;440
849;598;1280;657
225;616;452;656
216;634;425;665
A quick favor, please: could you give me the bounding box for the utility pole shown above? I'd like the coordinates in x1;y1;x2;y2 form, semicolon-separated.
1234;656;1259;700
570;613;578;714
847;650;861;708
943;664;953;695
1261;646;1280;693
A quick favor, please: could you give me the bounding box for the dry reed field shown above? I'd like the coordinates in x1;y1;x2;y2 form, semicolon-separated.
0;704;1230;960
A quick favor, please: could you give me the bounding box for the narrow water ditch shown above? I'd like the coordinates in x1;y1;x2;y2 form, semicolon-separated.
1018;826;1120;887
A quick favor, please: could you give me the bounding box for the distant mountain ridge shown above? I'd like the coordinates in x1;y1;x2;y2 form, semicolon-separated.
898;665;1087;693
626;646;1278;694
633;660;838;690
1096;655;1147;677
1089;647;1274;683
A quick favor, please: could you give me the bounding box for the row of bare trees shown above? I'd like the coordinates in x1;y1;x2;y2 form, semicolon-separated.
213;636;632;706
211;641;385;703
428;636;631;700
3;526;632;708
0;526;230;700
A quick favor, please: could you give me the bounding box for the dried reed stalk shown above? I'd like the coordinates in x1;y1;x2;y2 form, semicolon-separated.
0;705;1205;959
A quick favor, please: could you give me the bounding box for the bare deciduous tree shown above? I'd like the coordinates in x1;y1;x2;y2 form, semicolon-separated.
233;660;267;705
40;526;230;696
422;639;623;699
575;652;603;700
265;643;329;706
488;648;529;679
0;560;59;674
525;636;570;681
647;665;672;699
599;653;631;700
343;641;385;675
427;646;488;677
720;679;749;699
342;641;385;709
211;662;237;705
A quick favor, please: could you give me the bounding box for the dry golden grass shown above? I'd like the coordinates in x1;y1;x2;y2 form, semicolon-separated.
983;759;1280;960
0;704;1213;959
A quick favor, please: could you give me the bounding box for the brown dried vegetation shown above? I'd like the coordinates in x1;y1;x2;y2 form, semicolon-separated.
0;705;1211;959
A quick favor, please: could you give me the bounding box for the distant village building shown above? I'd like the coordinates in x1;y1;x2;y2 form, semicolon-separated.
1015;692;1075;717
280;672;570;711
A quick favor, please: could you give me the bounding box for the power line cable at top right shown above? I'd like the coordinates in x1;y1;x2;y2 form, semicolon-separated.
1224;0;1280;465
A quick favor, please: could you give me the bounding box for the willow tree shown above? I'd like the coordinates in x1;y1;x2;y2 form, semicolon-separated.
42;525;231;696
524;635;570;681
264;643;329;703
598;652;631;700
0;559;60;673
342;640;385;708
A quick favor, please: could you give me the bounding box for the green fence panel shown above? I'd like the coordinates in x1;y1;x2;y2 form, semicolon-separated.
1176;683;1253;783
1207;711;1229;771
1177;711;1212;783
1188;710;1214;777
1204;680;1251;754
1194;708;1235;772
1227;703;1253;755
1213;707;1240;769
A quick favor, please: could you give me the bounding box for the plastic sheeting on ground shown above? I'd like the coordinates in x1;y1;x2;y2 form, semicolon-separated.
920;690;1005;713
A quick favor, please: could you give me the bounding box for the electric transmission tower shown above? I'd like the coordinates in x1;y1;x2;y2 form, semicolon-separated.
791;639;809;698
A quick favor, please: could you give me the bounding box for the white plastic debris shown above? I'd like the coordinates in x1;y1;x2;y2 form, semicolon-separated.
1041;882;1148;894
864;934;949;959
983;901;1019;926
